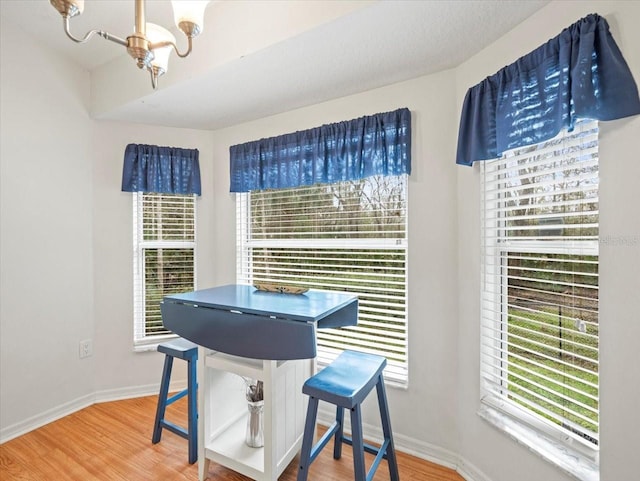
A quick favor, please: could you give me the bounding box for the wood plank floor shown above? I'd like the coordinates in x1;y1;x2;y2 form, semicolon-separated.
0;395;464;481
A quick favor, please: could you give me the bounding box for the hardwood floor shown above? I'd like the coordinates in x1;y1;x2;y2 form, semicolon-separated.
0;395;464;481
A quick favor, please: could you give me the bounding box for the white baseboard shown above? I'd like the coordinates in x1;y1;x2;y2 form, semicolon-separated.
456;458;491;481
94;382;174;403
0;380;187;444
317;408;492;481
0;393;95;444
457;459;493;481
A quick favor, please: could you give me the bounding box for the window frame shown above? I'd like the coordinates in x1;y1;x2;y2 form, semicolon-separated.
236;175;409;385
132;192;197;350
479;121;600;478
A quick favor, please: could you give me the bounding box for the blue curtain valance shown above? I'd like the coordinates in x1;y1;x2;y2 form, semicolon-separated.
456;13;640;166
122;144;201;196
229;108;411;193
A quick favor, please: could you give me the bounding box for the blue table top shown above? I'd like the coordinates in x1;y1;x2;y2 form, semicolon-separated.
163;284;357;323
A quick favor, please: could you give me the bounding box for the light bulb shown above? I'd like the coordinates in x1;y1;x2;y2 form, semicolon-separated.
146;23;176;73
171;0;209;36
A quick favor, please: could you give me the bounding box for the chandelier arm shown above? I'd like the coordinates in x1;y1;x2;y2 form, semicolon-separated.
62;16;127;46
149;35;194;59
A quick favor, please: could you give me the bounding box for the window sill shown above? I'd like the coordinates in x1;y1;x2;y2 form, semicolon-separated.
478;404;599;481
133;334;178;353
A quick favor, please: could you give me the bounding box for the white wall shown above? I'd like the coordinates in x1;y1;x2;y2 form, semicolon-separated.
0;15;95;432
209;70;462;460
0;14;215;440
456;2;640;481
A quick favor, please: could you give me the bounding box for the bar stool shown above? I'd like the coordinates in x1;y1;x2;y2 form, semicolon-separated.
297;350;399;481
152;337;198;464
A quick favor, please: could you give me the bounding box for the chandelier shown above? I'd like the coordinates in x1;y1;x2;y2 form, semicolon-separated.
49;0;209;89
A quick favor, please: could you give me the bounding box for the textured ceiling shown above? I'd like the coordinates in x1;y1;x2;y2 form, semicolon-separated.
1;0;550;130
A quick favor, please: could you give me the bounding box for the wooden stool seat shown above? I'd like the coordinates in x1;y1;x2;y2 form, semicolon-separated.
297;350;400;481
152;338;198;464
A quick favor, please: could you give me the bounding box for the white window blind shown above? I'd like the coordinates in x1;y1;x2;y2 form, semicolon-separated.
481;120;599;453
133;193;196;347
237;175;408;384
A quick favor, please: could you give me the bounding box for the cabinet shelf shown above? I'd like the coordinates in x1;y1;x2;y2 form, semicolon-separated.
205;351;265;379
205;411;264;479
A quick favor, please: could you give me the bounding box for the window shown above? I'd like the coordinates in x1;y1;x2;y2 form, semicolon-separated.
133;193;196;348
480;121;599;461
237;175;408;384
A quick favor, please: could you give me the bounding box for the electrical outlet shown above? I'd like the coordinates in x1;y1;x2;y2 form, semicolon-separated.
79;339;93;359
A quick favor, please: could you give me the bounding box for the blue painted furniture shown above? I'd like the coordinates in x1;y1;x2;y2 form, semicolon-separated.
152;337;198;464
160;284;359;481
297;350;400;481
160;284;358;360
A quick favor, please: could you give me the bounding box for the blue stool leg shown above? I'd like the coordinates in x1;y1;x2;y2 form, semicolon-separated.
152;355;174;444
349;405;366;481
187;355;198;464
376;376;399;481
297;396;319;481
333;406;344;460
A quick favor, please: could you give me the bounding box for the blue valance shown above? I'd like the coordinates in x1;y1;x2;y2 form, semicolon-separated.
229;108;411;192
122;144;201;196
456;13;640;166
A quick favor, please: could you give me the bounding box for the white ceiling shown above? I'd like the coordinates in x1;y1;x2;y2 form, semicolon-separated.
1;0;550;130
